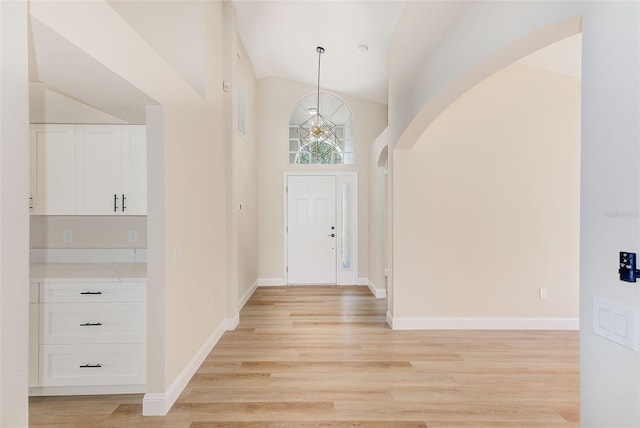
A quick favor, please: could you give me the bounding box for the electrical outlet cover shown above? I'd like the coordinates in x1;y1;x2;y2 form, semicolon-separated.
593;297;638;351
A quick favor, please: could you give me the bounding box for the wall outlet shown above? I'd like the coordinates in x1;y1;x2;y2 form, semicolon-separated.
128;230;138;243
539;287;549;300
63;229;73;244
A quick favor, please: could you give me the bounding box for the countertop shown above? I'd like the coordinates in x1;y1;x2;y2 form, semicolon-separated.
30;263;147;282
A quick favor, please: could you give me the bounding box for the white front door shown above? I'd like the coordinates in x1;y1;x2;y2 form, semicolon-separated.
287;175;337;284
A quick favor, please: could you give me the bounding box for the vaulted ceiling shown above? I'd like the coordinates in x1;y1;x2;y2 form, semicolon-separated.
232;0;406;105
27;1;580;124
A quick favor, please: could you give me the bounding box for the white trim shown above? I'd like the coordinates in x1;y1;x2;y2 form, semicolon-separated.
237;85;246;137
390;317;579;331
283;174;289;284
386;311;393;328
142;319;226;416
257;278;286;287
29;384;145;396
367;279;387;299
224;281;258;332
225;313;239;331
238;280;257;310
141;393;166;416
357;277;368;286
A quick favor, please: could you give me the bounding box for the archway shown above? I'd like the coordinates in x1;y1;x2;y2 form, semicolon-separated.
386;15;582;327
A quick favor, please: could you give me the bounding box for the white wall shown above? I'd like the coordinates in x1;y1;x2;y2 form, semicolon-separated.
29;83;129;124
388;1;640;425
223;2;258;325
0;1;30;426
394;62;580;325
148;0;227;403
234;36;258;308
108;1;206;98
368;140;388;296
161;101;226;387
257;76;387;284
579;3;640;426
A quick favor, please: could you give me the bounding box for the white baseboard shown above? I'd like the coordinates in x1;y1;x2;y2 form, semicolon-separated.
142;319;226;416
357;277;369;286
140;393;166;416
239;280;258;309
257;278;285;286
390;317;579;331
225;313;239;331
367;279;387;299
225;280;258;331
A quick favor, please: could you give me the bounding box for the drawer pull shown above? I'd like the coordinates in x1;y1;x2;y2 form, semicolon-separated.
79;364;102;369
80;291;102;295
80;322;102;327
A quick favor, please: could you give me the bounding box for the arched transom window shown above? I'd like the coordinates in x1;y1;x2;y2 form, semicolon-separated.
289;93;354;165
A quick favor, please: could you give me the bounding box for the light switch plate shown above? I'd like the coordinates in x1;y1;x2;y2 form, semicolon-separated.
593;297;638;351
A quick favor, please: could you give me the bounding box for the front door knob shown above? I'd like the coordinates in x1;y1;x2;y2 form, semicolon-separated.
329;233;335;237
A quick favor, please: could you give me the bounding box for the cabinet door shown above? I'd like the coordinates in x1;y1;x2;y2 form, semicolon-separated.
31;124;77;215
121;125;147;215
76;125;123;215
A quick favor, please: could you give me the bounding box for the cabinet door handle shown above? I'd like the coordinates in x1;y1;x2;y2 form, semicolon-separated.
80;291;102;295
29;196;33;211
80;322;102;327
114;194;119;212
122;194;126;213
79;364;102;369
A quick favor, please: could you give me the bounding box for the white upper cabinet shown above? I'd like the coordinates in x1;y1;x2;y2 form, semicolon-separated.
76;125;123;215
30;124;147;215
30;124;77;215
121;125;147;215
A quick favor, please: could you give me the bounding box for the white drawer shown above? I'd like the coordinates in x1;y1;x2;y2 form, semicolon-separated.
39;343;146;386
41;302;145;345
40;282;145;303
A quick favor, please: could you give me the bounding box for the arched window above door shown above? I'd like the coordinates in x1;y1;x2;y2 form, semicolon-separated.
289;93;354;165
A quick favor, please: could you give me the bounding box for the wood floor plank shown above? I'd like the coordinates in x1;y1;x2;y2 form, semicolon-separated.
29;285;579;427
190;422;427;428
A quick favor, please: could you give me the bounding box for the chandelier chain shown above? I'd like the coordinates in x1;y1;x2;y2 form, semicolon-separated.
316;46;324;115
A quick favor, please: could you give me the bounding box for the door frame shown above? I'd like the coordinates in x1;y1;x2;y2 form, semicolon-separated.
284;172;358;285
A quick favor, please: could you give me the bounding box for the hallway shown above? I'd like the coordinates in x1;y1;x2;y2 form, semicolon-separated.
29;286;579;427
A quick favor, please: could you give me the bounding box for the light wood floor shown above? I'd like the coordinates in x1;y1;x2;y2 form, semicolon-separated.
30;286;579;427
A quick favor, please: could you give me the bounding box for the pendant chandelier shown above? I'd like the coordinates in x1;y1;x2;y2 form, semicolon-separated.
297;46;340;149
